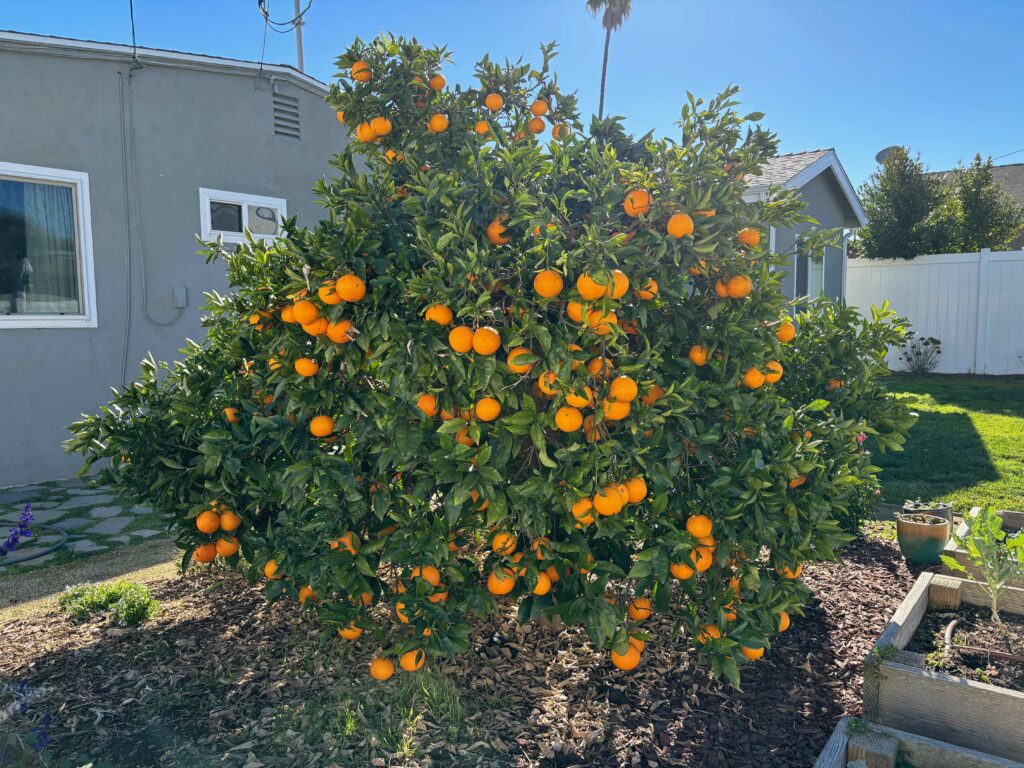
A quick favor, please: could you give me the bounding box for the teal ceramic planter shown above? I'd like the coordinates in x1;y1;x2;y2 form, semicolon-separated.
896;513;951;564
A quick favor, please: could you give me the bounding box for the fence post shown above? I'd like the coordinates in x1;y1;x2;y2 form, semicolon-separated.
973;248;991;374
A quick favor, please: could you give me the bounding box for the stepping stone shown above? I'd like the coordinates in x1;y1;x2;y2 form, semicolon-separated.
129;529;163;539
68;539;108;554
4;552;58;570
82;517;131;535
109;536;132;544
20;508;71;524
130;505;154;516
56;494;116;510
88;506;125;519
55;477;89;489
0;486;43;505
51;517;94;531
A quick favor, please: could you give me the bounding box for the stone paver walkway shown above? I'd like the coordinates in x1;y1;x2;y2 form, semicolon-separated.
0;477;167;575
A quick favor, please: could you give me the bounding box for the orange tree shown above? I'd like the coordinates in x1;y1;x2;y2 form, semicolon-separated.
67;35;914;685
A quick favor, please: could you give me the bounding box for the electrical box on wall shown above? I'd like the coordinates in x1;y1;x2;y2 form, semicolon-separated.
173;285;188;308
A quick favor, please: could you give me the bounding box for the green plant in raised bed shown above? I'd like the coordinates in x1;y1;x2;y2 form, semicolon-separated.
941;505;1024;626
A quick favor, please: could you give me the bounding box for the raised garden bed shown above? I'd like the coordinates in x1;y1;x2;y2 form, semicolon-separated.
942;507;1024;588
863;571;1024;761
814;716;1024;768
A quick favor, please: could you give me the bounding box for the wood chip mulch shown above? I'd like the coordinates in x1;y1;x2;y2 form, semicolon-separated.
0;537;918;768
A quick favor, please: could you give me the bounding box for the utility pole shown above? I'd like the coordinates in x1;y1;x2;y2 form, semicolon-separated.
293;0;304;71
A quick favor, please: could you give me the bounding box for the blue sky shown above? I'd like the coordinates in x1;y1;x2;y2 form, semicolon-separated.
7;0;1024;186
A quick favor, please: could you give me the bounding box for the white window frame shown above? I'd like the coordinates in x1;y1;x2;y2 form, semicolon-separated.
198;188;287;245
0;161;96;329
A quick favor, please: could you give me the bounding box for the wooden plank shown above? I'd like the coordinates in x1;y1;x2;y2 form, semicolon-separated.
959;579;1024;615
812;716;850;768
848;730;898;768
863;572;933;722
877;660;1024;761
870;723;1024;768
928;574;962;609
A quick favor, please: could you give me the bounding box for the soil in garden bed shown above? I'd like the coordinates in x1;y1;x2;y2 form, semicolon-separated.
906;603;1024;691
0;536;918;768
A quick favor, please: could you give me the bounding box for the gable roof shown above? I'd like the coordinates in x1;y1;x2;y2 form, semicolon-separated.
0;30;327;95
744;148;867;228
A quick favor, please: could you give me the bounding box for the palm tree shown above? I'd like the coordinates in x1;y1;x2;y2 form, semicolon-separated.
586;0;633;119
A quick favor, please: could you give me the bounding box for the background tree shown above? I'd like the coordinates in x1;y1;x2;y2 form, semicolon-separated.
857;146;947;260
586;0;632;119
946;154;1024;251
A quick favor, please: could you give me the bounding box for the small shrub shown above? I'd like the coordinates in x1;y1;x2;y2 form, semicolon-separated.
835;478;881;537
941;505;1024;625
59;581;160;626
899;334;942;374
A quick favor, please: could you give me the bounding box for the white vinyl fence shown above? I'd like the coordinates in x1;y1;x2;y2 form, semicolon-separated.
846;249;1024;375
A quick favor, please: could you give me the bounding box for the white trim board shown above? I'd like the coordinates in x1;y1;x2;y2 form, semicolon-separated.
198;188;287;245
745;150;868;227
0;161;97;329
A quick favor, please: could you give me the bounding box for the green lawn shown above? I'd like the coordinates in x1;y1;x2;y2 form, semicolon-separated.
874;374;1024;512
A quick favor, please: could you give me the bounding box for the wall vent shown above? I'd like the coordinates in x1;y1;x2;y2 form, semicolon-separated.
273;92;301;139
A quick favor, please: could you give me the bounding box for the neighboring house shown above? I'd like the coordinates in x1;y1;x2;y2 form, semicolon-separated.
0;31;343;487
744;149;867;302
930;161;1024;249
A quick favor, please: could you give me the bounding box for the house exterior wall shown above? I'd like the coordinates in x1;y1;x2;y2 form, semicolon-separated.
772;172;853;302
0;46;342;487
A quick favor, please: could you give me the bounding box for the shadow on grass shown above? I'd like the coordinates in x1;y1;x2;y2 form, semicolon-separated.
884;374;1024;418
875;410;999;504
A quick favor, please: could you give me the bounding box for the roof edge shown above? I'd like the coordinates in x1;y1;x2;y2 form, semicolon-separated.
746;150;867;227
0;30;328;94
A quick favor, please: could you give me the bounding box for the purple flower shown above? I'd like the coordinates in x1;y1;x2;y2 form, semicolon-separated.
0;503;34;557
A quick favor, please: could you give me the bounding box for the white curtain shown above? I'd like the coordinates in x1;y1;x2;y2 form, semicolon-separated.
18;181;80;314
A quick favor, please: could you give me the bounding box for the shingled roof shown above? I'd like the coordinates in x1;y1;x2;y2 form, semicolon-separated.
744;149;833;188
744;149;867;227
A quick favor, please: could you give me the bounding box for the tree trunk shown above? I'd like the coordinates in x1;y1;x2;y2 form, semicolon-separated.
598;26;611;119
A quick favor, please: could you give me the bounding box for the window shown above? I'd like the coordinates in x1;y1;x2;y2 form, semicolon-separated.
807;256;825;297
0;162;95;328
199;188;287;245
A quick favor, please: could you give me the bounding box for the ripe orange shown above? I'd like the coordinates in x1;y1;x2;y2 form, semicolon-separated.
309;415;335;437
696;624;722;644
369;116;392;136
196;509;221;534
587;309;617;335
428;73;446;91
470;490;489;511
740;646;765;661
354;121;376;142
298;585;317;604
693;546;714;572
609;375;639;403
506;347;534;374
686;514;713;539
593;486;624;516
335;274;367;302
351;60;371;82
571;498;594;521
472;326;501;355
215;536;239;558
528;117;546;134
280;305;296;323
338;624;362;640
427;113;449;133
475;397;502;422
743;367;766;389
294;357;319;377
670;561;694;580
714;280;729;298
532;572;552;596
193;543;217;563
416;393;439;417
601;399;630;421
765;360;783;383
789;475;807;489
625;477;647;503
587;356;614;379
424;304;454;326
448;325;474;353
696;209;716;217
623;189;652;218
400;648;426;672
634;278;659;300
641;384;665;406
219;510;242;531
370;658;394;681
530;99;549;116
487;567;516;595
738;227;760;247
302;317;329;336
454;427;475;446
778;563;804;579
688;345;708;366
726;275;753;299
224;407;240;424
533;269;564;298
264;559;280;579
484;92;504;111
828;378;844;391
627;597;653;621
778;611;791;632
327;319;355;343
776;321;796;343
551;123;570;141
537;371;559;396
610;644;642;671
576;272;609;300
491;531;517;555
554;406;583;432
331;531;359;555
486;215;510;245
566;385;593;408
318;283;341;305
336;110;345;124
667;213;695;238
411;565;442;587
474;119;490;135
291;300;318;325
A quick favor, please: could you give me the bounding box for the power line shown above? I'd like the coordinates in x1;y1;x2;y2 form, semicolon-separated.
993;147;1024;162
128;0;139;62
258;0;312;33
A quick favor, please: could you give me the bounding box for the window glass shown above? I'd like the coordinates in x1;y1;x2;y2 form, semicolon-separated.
210;201;243;233
0;177;80;315
808;256;825;297
246;204;279;236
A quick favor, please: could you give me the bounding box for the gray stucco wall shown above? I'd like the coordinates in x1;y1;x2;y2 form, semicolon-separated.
772;171;854;302
0;47;342;486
